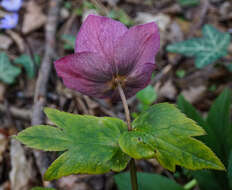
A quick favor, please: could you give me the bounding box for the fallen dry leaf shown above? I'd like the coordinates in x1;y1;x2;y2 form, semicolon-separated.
158;80;177;100
9;139;35;190
6;30;25;53
182;85;207;103
22;1;47;34
0;34;13;50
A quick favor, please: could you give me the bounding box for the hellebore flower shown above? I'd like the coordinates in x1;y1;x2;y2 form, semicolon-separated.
0;13;18;29
1;0;23;11
55;15;160;99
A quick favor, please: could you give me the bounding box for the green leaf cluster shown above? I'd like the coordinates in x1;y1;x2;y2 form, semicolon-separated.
0;52;21;84
114;172;184;190
167;25;231;68
15;103;225;180
177;88;232;190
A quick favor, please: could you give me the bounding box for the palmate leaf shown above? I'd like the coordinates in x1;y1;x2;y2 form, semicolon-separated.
119;103;225;172
15;108;130;180
166;25;231;68
0;52;21;84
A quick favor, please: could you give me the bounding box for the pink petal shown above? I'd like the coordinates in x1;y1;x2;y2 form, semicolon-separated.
114;22;160;76
75;15;128;62
125;62;155;98
54;52;114;98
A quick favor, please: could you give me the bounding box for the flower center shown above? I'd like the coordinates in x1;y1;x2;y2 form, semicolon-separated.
109;75;127;90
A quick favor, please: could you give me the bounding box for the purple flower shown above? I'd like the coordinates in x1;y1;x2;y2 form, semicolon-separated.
55;15;160;99
1;0;23;11
0;13;18;29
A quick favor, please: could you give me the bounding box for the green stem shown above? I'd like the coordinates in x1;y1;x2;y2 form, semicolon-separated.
117;83;138;190
184;179;197;190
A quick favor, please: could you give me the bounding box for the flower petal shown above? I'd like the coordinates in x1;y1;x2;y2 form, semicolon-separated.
54;52;114;98
75;15;128;61
1;0;22;11
114;22;160;76
0;13;18;29
124;62;155;98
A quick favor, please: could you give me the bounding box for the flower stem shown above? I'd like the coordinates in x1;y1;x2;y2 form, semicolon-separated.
117;83;138;190
117;82;132;131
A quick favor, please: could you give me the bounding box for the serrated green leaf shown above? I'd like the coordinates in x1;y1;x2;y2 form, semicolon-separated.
177;91;232;190
114;172;185;190
16;108;130;180
14;54;37;78
0;52;21;84
136;85;157;105
177;95;220;154
119;103;225;172
166;25;231;68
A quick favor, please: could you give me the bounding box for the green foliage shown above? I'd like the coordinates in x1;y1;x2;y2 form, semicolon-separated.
15;108;130;180
119;103;225;172
108;8;134;26
75;1;96;16
226;63;232;72
177;89;232;190
61;34;76;50
114;172;185;190
136;85;157;105
0;52;21;84
14;54;40;78
177;0;200;7
228;151;232;188
166;25;231;68
31;187;55;190
176;69;186;78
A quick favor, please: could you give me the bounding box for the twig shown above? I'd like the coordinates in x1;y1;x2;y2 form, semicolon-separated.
31;0;61;177
0;104;31;120
189;0;209;37
32;0;61;126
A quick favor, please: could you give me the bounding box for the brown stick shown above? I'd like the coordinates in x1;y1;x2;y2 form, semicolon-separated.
0;104;31;120
31;0;61;177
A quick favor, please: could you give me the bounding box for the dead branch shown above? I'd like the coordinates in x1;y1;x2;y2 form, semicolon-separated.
31;0;62;178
